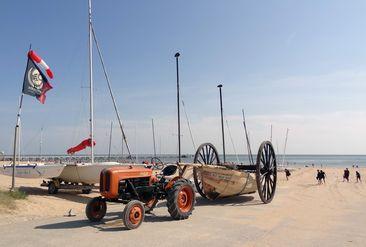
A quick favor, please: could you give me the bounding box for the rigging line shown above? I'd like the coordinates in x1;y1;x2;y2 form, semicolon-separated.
91;25;132;158
282;128;289;167
225;120;239;163
241;109;254;166
181;100;196;150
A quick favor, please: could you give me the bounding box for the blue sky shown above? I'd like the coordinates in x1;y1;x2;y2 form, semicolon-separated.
1;0;366;155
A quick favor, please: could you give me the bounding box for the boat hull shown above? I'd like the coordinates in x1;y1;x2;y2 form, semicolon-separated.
0;163;65;179
57;162;138;184
197;165;257;199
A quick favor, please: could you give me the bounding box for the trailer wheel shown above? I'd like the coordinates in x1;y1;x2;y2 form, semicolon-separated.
122;200;145;230
193;143;220;199
167;178;195;220
86;197;107;222
82;189;91;194
48;181;58;194
256;141;277;204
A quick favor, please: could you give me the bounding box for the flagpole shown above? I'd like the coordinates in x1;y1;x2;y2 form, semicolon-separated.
11;94;24;191
11;44;32;191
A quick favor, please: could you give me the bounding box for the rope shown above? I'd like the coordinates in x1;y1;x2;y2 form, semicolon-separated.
91;25;132;158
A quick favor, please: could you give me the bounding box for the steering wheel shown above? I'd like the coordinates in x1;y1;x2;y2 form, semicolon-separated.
150;157;165;170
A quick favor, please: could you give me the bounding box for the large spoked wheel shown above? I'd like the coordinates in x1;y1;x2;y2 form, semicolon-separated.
256;141;277;204
167;178;196;220
86;197;107;222
123;200;145;230
193;143;220;199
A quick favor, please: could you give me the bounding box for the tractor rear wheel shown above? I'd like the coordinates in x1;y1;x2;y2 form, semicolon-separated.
86;197;107;222
122;200;145;230
166;178;195;220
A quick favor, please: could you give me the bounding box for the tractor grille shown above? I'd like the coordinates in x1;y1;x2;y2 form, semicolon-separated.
99;169;111;192
99;172;104;192
105;171;111;192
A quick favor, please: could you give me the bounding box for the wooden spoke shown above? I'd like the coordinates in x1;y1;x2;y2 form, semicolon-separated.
193;143;221;199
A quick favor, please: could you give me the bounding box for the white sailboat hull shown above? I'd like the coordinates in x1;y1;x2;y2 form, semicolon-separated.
57;162;133;184
0;163;65;179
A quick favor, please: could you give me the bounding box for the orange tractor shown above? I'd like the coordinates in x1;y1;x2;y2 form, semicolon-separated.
85;164;195;230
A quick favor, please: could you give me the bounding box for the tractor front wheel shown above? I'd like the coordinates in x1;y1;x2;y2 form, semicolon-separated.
123;200;145;230
86;197;107;222
166;178;195;220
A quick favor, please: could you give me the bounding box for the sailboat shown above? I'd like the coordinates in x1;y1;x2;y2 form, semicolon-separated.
55;0;134;185
1;162;65;179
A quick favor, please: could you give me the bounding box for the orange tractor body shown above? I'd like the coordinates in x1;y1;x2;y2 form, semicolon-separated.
99;166;154;198
86;164;195;230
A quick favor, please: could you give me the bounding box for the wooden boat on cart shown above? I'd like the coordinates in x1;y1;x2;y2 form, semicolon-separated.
180;141;277;203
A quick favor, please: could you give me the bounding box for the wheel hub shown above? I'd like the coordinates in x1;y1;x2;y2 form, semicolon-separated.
177;186;193;212
129;206;142;224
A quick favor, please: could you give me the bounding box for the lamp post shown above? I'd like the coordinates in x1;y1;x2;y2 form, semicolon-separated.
175;52;181;162
217;84;226;163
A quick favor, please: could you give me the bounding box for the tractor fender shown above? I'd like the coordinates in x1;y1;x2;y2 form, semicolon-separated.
164;176;183;190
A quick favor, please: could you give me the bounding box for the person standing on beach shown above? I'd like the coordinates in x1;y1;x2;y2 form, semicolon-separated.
320;170;326;183
343;168;350;182
316;170;321;184
356;171;361;183
285;169;291;180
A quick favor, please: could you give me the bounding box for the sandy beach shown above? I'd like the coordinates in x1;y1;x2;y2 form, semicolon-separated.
0;167;365;246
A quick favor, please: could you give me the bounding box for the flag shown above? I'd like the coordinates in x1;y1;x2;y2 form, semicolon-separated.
22;51;53;104
67;138;96;155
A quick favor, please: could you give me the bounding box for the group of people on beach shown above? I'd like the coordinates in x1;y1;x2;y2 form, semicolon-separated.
313;167;362;184
316;170;326;184
343;168;362;183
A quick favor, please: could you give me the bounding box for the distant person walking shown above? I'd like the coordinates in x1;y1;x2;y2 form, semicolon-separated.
320;170;326;184
316;170;322;184
285;169;291;180
343;168;350;182
356;171;361;183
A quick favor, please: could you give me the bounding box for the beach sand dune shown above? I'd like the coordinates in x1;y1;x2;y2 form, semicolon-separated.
0;167;365;246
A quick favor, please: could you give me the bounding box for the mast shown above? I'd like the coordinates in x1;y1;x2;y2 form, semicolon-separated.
88;0;94;164
151;118;156;157
270;124;273;142
226;120;239;163
217;84;226;164
242;109;254;166
108;121;113;161
282;128;289;166
40;127;43;159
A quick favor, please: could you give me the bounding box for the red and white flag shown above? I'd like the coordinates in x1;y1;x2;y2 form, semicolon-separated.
22;50;54;104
